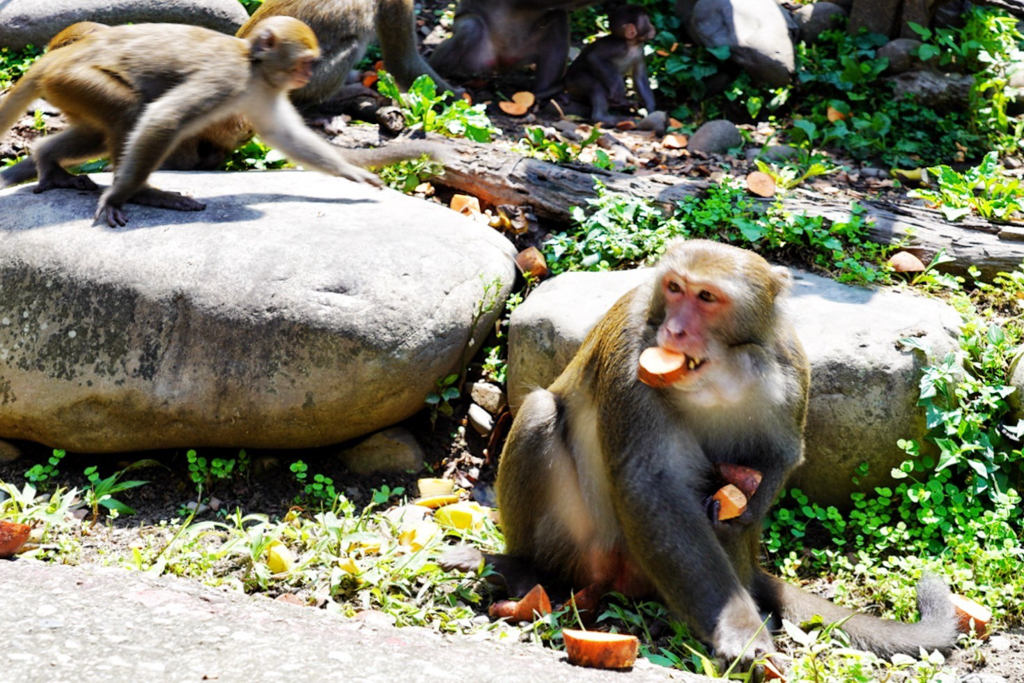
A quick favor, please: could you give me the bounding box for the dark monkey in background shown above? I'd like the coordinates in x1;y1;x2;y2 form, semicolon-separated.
445;240;959;665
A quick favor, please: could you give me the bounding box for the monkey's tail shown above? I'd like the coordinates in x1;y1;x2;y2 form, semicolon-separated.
754;571;959;657
0;59;46;140
343;141;449;169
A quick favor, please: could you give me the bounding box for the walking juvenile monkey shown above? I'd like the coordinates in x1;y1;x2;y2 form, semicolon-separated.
0;18;441;226
444;240;959;666
564;5;657;123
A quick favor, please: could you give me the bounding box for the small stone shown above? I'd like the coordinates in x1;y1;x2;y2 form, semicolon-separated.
208;497;222;512
470;381;506;415
987;634;1011;652
959;675;1007;683
185;501;210;514
793;2;847;43
336;427;425;475
688;120;742;154
467;404;494;436
637;110;668;136
0;439;21;463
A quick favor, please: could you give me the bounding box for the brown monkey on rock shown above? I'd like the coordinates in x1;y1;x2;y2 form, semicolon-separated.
443;240;959;667
564;5;658;123
0;18;441;226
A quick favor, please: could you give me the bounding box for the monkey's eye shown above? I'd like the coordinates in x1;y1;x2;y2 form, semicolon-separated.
697;290;716;302
666;281;682;294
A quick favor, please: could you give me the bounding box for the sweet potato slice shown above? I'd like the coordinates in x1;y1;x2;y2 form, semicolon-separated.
0;521;30;559
717;463;763;498
746;171;777;198
563;629;639;669
637;347;688;388
951;594;991;638
489;584;552;621
450;194;482;215
712;484;747;520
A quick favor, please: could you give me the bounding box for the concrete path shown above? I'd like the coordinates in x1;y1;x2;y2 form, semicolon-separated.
0;559;707;682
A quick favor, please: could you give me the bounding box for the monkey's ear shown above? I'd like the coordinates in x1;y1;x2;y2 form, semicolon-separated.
623;23;638;41
769;265;793;298
251;26;280;59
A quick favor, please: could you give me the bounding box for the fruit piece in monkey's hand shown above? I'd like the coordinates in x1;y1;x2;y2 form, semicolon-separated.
712;484;747;520
563;629;640;669
717;463;763;499
637;346;688;387
488;583;552;621
950;594;991;638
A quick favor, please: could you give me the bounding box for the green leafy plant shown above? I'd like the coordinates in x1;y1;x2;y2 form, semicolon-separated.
24;449;66;489
186;449;249;497
754;156;836;191
909;151;1024;221
0;44;42;89
290;460;339;508
371;485;406;505
220;136;290;171
82;465;149;523
375;155;445;193
377;72;500;142
514;126;611;168
425;373;460;426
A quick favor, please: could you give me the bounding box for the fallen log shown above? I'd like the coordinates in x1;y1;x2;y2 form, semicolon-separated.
332;127;1024;279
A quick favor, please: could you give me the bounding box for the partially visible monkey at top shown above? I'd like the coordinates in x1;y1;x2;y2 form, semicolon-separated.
443;240;960;669
0;18;441;226
563;5;658;123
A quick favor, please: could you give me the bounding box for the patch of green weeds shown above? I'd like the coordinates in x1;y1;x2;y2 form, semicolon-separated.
426;373;460;426
186;448;249;498
82;463;150;523
377;72;500;143
220;136;290;171
754;154;836;192
909;151;1024;221
290;460;339;509
24;449;66;489
514;126;611;168
375;154;445;193
544;180;889;284
0;44;41;89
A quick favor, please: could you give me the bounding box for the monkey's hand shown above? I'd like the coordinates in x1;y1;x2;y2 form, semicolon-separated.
95;199;129;228
705;495;756;538
338;163;385;188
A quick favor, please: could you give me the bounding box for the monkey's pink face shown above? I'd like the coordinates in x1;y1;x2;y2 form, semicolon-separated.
655;273;727;376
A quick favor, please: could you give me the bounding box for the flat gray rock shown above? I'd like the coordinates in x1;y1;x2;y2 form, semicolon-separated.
0;0;248;51
0;170;516;453
0;560;697;682
508;268;960;506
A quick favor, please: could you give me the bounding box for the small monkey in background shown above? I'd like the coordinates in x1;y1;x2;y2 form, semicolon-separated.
0;18;442;226
443;240;959;668
239;0;459;107
564;5;657;123
429;0;598;95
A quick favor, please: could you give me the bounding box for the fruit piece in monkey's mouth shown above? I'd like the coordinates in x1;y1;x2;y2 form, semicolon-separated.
637;347;705;387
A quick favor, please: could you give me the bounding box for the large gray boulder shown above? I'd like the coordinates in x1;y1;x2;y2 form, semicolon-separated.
507;268;960;507
0;170;516;453
677;0;796;87
0;0;248;51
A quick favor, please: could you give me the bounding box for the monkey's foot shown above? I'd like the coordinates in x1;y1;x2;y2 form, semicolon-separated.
33;168;99;194
130;187;206;211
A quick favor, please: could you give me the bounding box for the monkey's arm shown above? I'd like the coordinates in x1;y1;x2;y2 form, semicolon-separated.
248;95;382;186
583;42;628;101
631;60;657;113
609;424;773;662
378;0;461;94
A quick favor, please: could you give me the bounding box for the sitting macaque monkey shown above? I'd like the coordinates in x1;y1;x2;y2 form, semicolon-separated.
443;239;959;667
0;18;441;226
564;5;657;123
430;0;599;95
